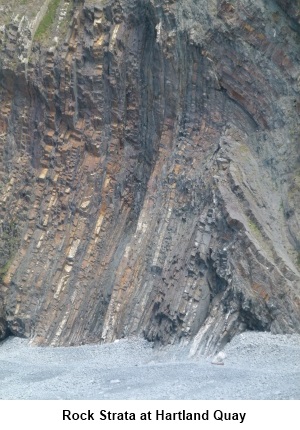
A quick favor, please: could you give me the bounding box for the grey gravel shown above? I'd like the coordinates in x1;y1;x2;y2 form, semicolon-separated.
0;332;299;400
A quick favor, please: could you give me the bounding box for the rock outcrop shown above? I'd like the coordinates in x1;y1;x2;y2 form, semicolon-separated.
0;0;299;354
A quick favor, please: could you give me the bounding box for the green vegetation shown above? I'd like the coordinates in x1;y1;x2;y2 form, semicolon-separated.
34;0;61;40
0;258;12;281
238;143;250;155
248;219;260;235
296;253;300;268
247;217;269;252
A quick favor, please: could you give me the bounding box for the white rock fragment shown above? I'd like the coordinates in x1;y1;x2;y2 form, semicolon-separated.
211;351;226;365
80;200;90;210
39;168;48;180
64;264;73;273
67;239;81;260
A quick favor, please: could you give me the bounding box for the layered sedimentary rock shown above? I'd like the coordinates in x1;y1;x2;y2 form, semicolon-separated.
0;0;299;354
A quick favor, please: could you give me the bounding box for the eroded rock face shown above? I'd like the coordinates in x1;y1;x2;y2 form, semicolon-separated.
0;0;299;353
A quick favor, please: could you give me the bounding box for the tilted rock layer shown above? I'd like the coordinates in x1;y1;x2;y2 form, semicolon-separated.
0;0;299;354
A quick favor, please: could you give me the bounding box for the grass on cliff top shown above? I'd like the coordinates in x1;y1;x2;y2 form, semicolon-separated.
34;0;61;40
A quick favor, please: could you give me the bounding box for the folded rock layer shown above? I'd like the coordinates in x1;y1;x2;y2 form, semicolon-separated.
0;0;299;354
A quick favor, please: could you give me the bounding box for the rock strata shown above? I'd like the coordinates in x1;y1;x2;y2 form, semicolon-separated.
0;0;299;353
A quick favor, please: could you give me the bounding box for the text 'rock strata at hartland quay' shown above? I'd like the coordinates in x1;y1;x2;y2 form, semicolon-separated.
0;0;299;353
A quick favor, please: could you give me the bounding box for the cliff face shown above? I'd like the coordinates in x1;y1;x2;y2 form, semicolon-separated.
0;0;299;354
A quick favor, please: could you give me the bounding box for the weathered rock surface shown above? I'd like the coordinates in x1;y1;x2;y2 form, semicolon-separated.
0;0;299;353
